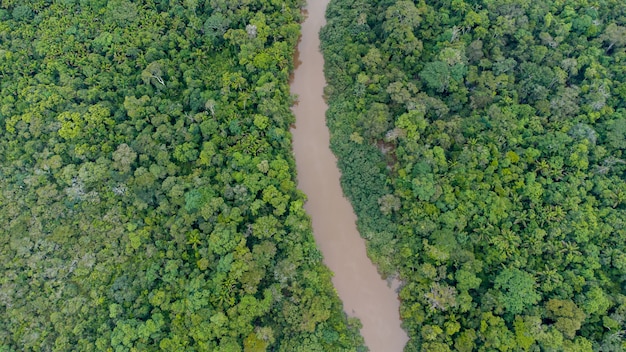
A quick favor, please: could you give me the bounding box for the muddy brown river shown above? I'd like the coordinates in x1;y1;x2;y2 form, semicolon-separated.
290;1;409;351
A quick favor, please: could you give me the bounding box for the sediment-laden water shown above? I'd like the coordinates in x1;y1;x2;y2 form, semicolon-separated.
290;1;409;351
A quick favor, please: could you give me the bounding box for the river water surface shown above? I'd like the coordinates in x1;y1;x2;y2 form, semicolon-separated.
289;1;409;351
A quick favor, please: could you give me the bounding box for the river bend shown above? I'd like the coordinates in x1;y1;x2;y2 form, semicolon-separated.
289;1;409;351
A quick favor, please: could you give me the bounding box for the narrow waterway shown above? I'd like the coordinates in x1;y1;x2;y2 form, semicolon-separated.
289;1;409;351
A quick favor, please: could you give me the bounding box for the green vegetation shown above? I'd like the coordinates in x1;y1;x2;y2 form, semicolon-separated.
0;1;365;350
321;0;626;350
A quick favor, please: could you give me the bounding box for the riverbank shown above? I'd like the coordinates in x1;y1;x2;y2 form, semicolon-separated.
289;1;409;351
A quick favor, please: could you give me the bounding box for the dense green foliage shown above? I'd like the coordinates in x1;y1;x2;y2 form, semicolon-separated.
321;0;626;350
0;1;365;350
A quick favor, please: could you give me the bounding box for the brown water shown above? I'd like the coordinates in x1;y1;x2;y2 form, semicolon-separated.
289;1;409;351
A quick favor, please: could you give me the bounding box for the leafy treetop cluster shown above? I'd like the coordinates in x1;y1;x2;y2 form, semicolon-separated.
321;0;626;350
0;1;365;351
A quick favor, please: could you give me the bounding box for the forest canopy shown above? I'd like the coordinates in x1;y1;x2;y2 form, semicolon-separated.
321;0;626;350
0;1;365;351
